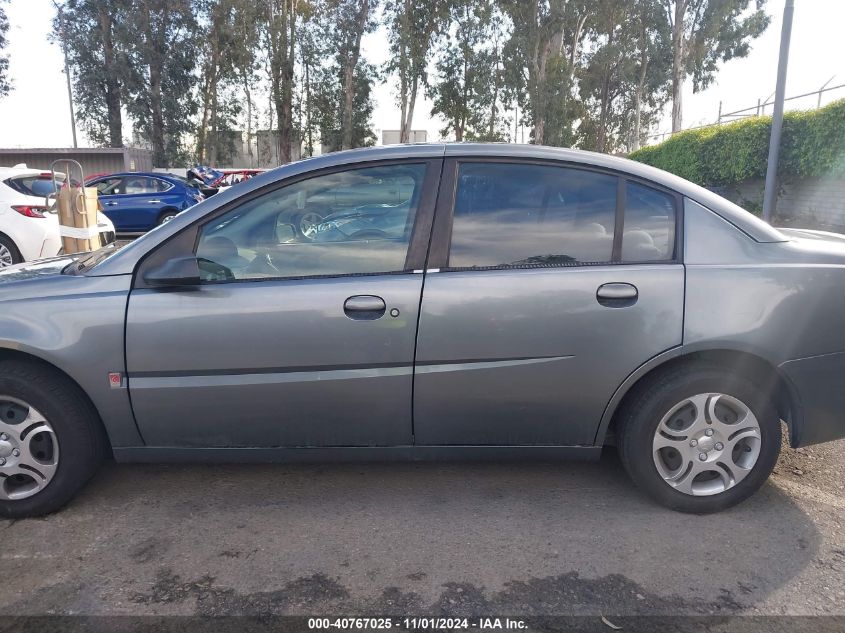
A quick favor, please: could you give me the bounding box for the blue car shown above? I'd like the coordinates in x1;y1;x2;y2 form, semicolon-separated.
87;172;204;232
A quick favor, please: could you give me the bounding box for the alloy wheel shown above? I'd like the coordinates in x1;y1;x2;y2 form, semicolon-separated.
0;244;14;268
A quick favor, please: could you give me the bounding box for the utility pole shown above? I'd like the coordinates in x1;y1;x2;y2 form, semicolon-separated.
54;2;78;149
762;0;794;224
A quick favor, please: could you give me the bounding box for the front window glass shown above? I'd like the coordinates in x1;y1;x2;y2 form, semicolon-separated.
195;163;426;282
448;163;618;268
94;178;123;195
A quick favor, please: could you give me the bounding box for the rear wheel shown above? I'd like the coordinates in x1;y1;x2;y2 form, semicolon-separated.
617;364;781;513
0;235;22;268
158;210;178;225
0;360;106;517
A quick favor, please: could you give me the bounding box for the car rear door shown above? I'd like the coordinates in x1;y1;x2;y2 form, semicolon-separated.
125;159;440;448
119;176;166;230
153;177;192;216
413;159;685;446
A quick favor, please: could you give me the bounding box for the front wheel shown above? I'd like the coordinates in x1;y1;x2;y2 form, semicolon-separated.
617;364;782;513
0;360;106;517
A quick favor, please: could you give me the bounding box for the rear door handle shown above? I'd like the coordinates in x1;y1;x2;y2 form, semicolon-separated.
344;295;386;320
104;201;118;206
597;282;638;307
147;200;162;204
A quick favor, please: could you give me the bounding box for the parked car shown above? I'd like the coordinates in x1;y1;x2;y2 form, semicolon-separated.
210;168;266;190
0;165;116;268
2;144;845;517
86;172;204;232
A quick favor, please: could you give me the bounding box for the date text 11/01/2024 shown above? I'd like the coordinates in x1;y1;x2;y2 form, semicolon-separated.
307;617;528;630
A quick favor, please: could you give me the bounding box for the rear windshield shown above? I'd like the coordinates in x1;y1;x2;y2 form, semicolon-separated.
4;175;63;198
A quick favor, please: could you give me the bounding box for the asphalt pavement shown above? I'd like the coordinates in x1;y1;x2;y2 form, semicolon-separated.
0;437;842;621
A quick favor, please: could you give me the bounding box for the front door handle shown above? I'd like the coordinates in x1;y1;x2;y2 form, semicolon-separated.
344;295;386;320
597;282;638;307
104;201;118;206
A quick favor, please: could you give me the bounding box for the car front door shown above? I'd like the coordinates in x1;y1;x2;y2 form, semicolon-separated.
125;160;440;448
93;177;129;231
413;159;685;446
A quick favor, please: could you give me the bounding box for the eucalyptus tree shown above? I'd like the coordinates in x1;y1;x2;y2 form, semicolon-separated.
663;0;769;132
124;0;199;166
262;0;308;163
332;0;377;150
577;0;671;153
428;0;509;141
500;0;590;146
195;0;239;164
51;0;134;146
383;0;448;143
0;0;10;99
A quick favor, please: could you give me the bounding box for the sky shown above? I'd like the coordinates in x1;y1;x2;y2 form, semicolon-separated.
0;0;842;150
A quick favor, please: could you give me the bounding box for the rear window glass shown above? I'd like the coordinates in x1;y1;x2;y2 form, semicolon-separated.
448;163;617;268
622;182;676;261
5;175;61;198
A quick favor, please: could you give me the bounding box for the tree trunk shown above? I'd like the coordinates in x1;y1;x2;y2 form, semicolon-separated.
280;4;296;164
242;71;254;166
209;73;219;165
268;0;298;164
208;31;222;165
141;2;167;166
341;0;369;150
398;0;411;143
403;74;418;142
196;69;212;162
670;0;687;133
98;8;123;147
304;57;313;157
149;64;165;166
631;50;649;151
596;17;617;153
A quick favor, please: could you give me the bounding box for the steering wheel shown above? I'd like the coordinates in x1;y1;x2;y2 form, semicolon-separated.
296;211;324;241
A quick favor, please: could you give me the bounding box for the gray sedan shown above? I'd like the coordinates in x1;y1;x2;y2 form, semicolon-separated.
1;144;844;517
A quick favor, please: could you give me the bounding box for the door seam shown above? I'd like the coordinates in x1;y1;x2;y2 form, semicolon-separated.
410;157;445;444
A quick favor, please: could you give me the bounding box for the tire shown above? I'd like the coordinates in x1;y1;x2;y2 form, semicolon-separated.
0;360;107;518
617;363;781;513
0;234;22;268
157;210;178;226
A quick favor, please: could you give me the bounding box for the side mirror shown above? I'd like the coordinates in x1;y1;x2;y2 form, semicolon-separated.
144;256;201;287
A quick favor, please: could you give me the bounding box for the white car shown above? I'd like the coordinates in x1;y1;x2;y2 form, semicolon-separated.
0;165;116;267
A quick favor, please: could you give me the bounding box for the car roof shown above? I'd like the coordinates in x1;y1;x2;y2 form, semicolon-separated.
95;172;181;180
0;166;50;177
90;143;785;276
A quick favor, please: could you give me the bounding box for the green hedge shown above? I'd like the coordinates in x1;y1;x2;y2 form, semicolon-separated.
629;98;845;186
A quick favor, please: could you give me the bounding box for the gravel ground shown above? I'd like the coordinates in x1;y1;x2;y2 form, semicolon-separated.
0;434;842;620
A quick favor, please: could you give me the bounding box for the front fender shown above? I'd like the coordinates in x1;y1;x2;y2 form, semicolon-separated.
0;272;142;447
